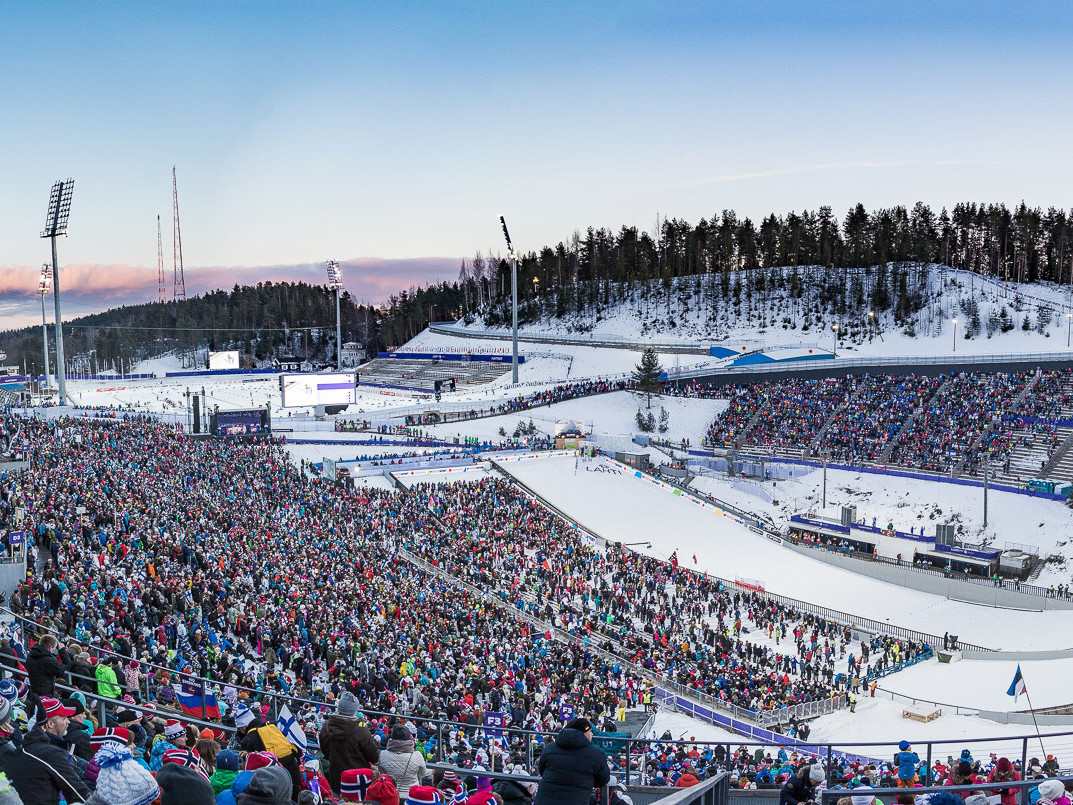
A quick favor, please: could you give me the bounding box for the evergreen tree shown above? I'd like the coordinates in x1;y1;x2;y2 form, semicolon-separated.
632;347;663;409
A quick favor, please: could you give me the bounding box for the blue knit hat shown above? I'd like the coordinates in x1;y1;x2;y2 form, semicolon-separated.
216;749;240;772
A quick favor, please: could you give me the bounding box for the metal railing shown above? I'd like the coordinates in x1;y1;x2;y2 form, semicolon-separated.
6;625;1073;799
820;776;1073;805
654;772;730;805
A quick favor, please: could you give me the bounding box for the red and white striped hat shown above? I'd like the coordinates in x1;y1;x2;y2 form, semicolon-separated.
162;748;210;781
244;750;280;771
90;727;132;749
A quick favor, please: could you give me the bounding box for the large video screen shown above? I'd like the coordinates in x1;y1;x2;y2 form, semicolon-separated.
213;409;269;436
279;373;357;407
209;351;240;370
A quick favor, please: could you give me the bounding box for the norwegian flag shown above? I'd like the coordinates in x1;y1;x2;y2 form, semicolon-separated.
669;550;678;569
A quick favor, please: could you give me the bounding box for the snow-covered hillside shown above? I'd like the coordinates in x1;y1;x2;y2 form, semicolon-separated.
444;265;1073;359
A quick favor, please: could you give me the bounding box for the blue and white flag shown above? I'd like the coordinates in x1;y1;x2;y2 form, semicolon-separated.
277;704;307;750
234;702;256;729
1007;665;1027;702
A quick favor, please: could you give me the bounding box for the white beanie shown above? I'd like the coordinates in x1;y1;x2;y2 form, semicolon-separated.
810;765;826;784
94;743;160;805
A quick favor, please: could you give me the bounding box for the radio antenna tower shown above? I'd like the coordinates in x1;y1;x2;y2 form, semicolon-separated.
156;215;166;303
172;165;186;301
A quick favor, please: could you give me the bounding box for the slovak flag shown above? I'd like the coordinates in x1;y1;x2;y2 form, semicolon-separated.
1007;665;1027;702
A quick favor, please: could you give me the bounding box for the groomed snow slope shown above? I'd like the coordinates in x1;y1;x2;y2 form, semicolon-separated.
495;453;1073;653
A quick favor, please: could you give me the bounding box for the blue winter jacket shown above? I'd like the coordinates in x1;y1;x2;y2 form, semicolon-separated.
895;751;920;781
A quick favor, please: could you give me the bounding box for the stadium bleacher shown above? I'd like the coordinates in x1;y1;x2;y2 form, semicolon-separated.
703;369;1073;485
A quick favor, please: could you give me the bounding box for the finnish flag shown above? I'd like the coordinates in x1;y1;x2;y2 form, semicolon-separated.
1007;665;1027;702
277;705;308;750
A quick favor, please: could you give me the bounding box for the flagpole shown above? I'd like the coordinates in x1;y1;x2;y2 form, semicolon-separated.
1021;684;1048;760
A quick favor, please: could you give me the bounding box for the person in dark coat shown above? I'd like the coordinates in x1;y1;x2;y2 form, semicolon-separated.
780;764;825;805
535;718;611;805
1;696;90;804
317;692;380;796
493;776;534;804
62;698;94;762
26;635;71;699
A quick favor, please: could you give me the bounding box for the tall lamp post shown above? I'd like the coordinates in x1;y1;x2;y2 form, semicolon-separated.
831;323;839;358
41;179;74;406
499;215;520;384
952;317;958;353
38;264;52;389
326;260;343;370
1066;312;1071;348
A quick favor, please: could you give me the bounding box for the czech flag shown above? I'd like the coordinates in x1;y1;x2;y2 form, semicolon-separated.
1007;665;1027;702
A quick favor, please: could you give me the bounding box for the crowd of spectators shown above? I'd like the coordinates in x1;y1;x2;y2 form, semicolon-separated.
405;478;927;714
702;369;1073;476
0;411;944;803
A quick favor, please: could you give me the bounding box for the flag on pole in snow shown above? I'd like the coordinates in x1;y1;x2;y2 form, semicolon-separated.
277;705;307;750
1007;665;1027;702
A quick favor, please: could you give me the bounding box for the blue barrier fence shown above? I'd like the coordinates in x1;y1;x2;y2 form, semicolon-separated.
164;368;278;378
377;351;526;364
651;689;885;766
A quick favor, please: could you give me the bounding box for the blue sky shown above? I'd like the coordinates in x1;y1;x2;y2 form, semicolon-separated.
2;1;1072;325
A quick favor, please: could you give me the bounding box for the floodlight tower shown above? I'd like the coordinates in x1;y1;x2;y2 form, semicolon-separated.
41;178;74;405
38;264;52;389
326;260;343;370
499;215;519;384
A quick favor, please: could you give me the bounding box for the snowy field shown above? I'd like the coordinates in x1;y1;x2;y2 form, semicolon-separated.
495;453;1073;654
421;391;726;446
689;467;1073;580
879;656;1073;712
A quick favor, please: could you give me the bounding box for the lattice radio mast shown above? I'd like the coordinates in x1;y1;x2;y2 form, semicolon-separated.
156;215;166;303
172;166;186;301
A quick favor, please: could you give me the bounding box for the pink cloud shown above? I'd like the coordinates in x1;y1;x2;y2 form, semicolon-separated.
0;256;460;308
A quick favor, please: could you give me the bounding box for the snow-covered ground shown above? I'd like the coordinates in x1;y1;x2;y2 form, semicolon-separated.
494;452;1073;654
688;467;1073;582
421;391;726;447
880;656;1073;712
809;696;1073;761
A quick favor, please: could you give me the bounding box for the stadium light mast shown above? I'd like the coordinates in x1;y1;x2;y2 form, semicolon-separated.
38;264;52;390
41;179;74;406
499;215;519;384
326;260;343;371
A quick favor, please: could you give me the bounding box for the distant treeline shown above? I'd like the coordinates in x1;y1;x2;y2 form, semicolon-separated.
0;282;382;372
388;201;1073;331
